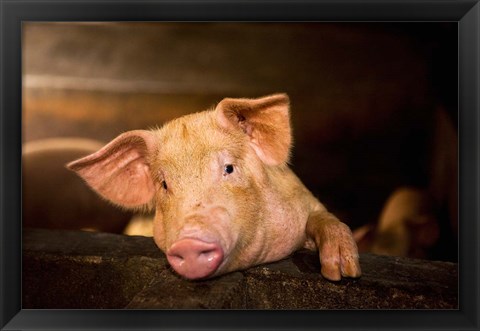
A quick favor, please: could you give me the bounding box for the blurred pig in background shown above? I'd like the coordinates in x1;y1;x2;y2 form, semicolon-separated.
23;138;134;233
354;105;458;261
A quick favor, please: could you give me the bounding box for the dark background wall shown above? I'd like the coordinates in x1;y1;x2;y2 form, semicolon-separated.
22;22;457;259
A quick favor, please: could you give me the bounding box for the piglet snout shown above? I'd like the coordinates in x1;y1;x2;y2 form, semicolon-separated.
167;238;223;279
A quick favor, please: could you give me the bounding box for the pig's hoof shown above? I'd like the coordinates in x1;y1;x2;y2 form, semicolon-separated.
167;238;224;279
319;224;362;281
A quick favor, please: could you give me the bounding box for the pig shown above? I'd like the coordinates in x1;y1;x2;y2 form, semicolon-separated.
67;94;361;281
353;106;457;261
23;138;133;233
353;187;439;259
124;214;154;237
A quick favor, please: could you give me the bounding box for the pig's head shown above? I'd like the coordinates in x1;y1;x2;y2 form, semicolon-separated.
67;94;291;279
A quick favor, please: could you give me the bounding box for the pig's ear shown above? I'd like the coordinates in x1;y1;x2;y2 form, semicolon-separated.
66;130;157;209
215;93;292;165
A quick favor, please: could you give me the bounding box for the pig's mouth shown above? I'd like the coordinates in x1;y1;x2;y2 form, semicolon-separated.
166;237;225;280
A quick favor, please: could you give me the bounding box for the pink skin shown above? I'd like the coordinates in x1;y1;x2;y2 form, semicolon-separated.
159;203;240;279
167;238;224;279
67;94;361;281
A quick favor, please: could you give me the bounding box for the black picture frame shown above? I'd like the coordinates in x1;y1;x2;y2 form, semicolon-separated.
1;1;478;330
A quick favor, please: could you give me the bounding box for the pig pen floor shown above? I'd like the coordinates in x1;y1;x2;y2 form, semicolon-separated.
22;228;457;309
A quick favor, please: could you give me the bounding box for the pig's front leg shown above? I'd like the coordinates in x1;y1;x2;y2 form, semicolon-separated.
306;210;361;281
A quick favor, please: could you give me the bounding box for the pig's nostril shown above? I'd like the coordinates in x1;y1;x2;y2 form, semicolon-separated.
200;249;217;261
169;254;185;266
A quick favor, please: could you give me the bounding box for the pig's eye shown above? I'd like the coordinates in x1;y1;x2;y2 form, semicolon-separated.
223;164;234;175
161;180;168;190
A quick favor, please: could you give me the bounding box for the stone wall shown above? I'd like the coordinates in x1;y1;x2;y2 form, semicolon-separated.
23;228;458;309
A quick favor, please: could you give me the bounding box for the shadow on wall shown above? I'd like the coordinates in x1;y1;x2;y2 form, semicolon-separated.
22;22;457;262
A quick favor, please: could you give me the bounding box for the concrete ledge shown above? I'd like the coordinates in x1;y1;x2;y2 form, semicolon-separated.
23;228;458;309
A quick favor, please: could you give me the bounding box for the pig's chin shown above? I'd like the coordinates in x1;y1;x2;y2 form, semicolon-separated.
166;237;226;280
